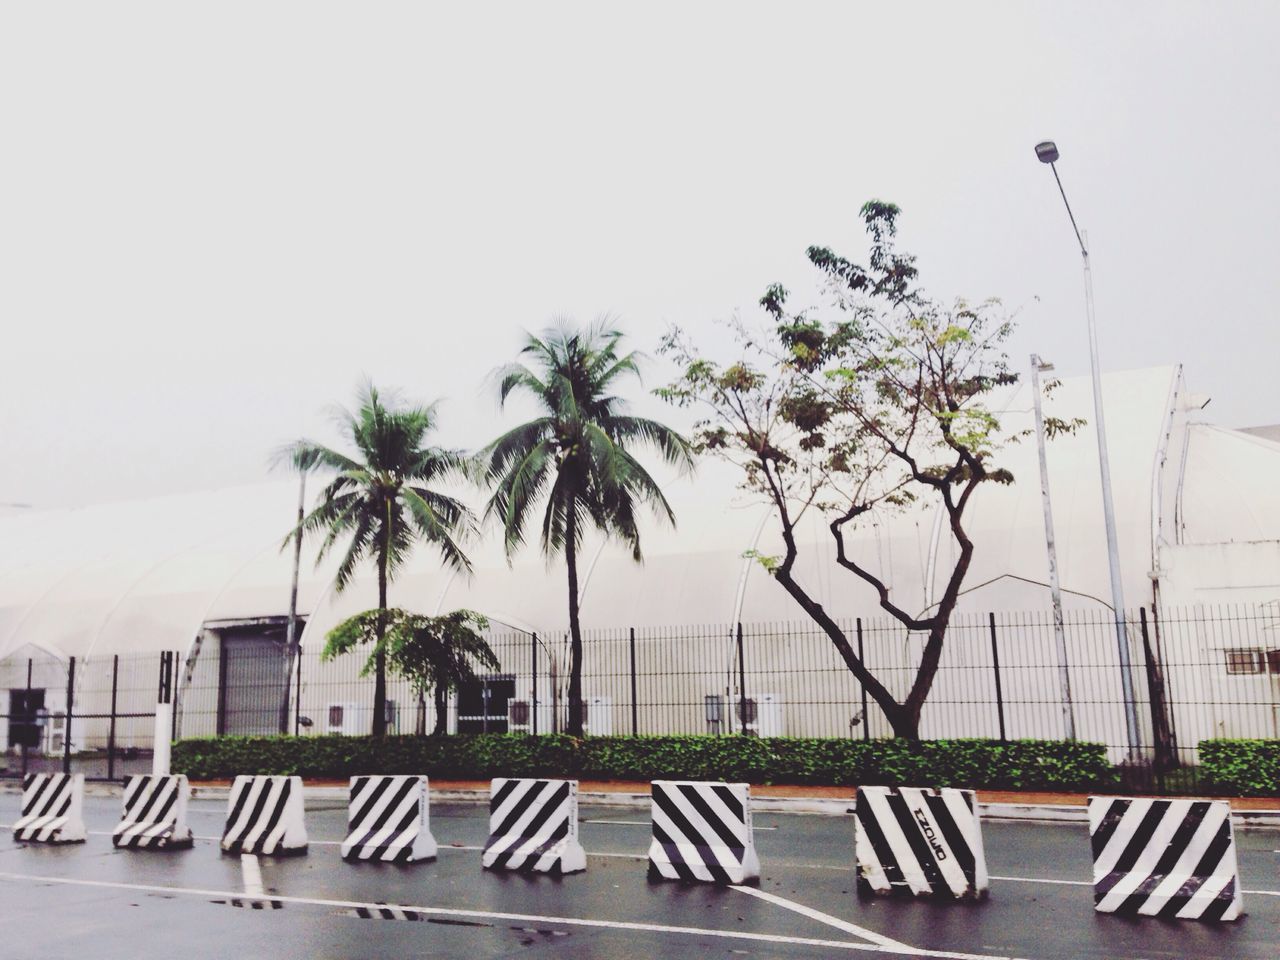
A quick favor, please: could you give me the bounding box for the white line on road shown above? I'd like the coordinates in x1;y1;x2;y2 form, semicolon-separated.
729;885;907;949
6;824;1279;898
988;874;1280;897
0;871;1023;959
583;819;777;830
240;855;264;898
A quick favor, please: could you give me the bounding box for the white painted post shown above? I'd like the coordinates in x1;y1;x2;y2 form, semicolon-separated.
152;650;174;776
152;701;173;776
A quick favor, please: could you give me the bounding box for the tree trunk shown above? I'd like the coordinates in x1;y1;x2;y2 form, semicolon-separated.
432;684;447;736
1142;611;1178;773
880;701;920;740
771;566;914;739
565;504;585;737
373;551;388;738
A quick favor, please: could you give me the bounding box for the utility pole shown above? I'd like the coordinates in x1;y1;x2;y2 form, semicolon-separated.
1030;354;1076;740
1035;140;1141;762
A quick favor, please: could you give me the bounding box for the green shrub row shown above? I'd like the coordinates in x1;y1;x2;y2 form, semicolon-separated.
173;734;1117;791
1198;739;1280;797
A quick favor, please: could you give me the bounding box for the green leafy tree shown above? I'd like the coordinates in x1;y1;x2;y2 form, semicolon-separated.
281;383;474;737
477;320;694;736
322;609;498;735
660;202;1076;739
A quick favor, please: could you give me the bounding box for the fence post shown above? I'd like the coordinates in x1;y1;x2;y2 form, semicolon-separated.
21;658;32;778
856;618;870;741
736;622;748;736
63;656;76;774
107;654;120;782
531;632;539;737
629;627;638;737
989;613;1007;742
153;651;175;776
294;643;303;736
216;639;228;736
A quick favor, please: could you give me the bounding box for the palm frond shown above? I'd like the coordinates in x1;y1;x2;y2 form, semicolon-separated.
603;416;696;471
401;487;475;575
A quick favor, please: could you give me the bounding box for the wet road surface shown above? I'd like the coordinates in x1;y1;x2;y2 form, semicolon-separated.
2;795;1277;959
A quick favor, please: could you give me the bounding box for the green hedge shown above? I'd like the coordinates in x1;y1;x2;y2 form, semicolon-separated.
1199;739;1280;797
173;734;1117;792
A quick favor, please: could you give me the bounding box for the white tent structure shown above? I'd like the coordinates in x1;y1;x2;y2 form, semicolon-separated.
2;365;1279;755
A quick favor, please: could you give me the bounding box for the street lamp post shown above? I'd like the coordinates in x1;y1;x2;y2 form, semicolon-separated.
1030;354;1076;740
1035;140;1142;763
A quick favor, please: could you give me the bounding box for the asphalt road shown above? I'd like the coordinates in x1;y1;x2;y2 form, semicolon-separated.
1;795;1277;960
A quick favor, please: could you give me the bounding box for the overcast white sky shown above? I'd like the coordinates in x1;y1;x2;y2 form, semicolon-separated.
3;1;1278;509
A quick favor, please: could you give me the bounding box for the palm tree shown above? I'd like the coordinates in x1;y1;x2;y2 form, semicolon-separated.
322;608;499;736
478;320;693;736
281;382;474;737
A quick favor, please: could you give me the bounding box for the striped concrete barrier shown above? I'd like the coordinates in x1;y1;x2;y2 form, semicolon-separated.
647;780;760;885
341;775;437;863
221;775;308;856
855;786;988;900
13;773;87;844
113;774;193;850
1090;796;1243;921
482;778;586;875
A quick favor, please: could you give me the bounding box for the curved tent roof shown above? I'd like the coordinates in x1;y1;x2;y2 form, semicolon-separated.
2;365;1276;661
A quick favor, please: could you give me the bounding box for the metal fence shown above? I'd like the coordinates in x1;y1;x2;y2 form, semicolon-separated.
0;650;174;782
5;605;1280;791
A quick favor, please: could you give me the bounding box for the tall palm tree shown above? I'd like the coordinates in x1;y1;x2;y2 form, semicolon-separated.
281;382;474;737
478;320;693;736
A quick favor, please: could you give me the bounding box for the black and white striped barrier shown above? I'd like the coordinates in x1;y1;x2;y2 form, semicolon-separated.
221;775;308;856
12;773;87;844
481;778;586;875
113;774;193;850
855;786;988;900
1090;796;1243;921
647;780;760;885
341;775;437;863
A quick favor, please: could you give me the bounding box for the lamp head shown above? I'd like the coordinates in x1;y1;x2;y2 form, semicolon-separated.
1035;141;1059;164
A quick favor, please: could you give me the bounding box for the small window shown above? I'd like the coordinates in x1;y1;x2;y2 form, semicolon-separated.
1268;650;1280;675
1225;648;1264;675
328;705;344;727
509;700;529;725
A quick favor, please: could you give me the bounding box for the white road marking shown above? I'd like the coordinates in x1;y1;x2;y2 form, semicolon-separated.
240;854;264;898
0;870;1019;959
729;885;907;949
5;823;1279;898
988;873;1280;897
583;819;777;830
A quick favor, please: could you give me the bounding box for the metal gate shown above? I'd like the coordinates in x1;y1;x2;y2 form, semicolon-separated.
456;674;515;733
0;651;171;783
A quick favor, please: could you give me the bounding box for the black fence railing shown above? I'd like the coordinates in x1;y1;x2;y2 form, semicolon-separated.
5;605;1279;793
0;650;173;782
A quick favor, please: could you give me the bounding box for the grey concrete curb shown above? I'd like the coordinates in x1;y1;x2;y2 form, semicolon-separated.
6;779;1278;826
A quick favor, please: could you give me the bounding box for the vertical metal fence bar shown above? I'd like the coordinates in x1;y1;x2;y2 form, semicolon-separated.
629;627;638;736
63;656;76;775
856;618;869;741
736;622;747;736
531;631;539;737
989;613;1006;742
216;640;228;736
107;654;120;782
21;658;32;778
294;643;302;737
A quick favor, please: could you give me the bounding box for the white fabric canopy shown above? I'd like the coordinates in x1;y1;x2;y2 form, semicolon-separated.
3;364;1277;660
